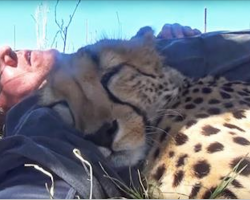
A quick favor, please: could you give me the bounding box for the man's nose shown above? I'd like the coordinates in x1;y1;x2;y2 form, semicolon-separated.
0;46;17;67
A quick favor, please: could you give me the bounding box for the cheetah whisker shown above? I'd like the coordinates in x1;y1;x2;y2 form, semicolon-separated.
145;126;169;136
148;109;184;122
156;108;182;113
145;126;176;142
145;137;160;147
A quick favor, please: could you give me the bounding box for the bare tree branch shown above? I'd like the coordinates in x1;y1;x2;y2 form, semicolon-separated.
54;0;63;33
66;0;81;28
51;0;81;52
31;14;37;23
50;30;60;48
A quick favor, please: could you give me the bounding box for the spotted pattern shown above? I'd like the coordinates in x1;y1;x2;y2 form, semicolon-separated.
221;176;243;189
153;164;166;181
231;179;243;188
193;97;203;104
202;125;220;136
224;123;245;132
186;119;197;129
224;102;234;108
185;97;192;102
221;189;238;199
176;154;188;167
220;91;231;99
169;151;175;158
192;88;199;93
40;36;250;199
207;142;224;153
193;160;211;178
202;187;216;199
202;87;212;94
207;107;221;115
175;132;188;145
208;99;220;104
143;78;250;198
189;184;201;199
194;143;202;152
143;77;250;198
196;113;209;119
231;157;250;176
233;137;250;145
173;170;184;187
232;110;246;119
185;104;196;109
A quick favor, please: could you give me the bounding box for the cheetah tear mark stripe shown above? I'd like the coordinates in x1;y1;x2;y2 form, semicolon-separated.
100;63;149;125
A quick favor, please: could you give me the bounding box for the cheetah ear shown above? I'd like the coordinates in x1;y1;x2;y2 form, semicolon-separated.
131;27;155;47
126;29;162;76
141;30;155;45
131;26;155;40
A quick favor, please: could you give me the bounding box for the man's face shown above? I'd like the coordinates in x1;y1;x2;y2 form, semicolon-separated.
0;46;59;111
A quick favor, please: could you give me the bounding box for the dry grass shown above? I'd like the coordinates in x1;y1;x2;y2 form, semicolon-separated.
209;154;249;199
98;154;249;199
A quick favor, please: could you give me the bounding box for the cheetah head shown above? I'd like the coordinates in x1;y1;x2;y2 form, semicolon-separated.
39;33;186;168
78;34;187;167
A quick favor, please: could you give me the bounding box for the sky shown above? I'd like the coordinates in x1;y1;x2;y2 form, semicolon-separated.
0;1;250;53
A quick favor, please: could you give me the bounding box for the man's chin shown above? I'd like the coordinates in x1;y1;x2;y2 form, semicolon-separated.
0;93;18;112
0;86;38;112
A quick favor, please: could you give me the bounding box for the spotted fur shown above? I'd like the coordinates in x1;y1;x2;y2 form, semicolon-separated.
144;77;250;198
39;34;250;198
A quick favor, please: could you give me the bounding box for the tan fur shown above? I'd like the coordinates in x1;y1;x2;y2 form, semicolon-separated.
82;38;250;198
144;77;250;198
39;52;113;134
38;35;162;167
39;34;250;198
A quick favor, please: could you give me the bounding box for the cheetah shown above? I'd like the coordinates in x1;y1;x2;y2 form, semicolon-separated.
39;32;250;198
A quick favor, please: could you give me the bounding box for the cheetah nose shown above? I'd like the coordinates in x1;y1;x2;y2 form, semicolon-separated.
84;120;118;148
